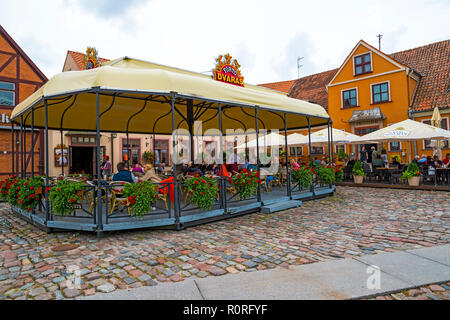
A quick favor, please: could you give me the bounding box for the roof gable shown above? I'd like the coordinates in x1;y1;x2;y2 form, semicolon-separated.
0;25;47;82
328;40;405;87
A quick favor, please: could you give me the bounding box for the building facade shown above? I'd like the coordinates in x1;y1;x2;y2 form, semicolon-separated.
0;25;47;177
260;39;450;163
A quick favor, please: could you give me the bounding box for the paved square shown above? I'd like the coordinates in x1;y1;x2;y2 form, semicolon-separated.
0;186;449;299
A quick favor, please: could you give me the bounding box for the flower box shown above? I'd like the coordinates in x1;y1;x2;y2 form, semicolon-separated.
407;176;420;187
354;175;364;184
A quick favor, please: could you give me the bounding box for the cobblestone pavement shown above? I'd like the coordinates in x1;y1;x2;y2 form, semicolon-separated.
368;282;450;300
0;187;449;300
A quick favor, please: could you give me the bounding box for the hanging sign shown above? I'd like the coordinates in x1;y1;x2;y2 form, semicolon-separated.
55;144;69;167
82;47;100;70
213;53;244;87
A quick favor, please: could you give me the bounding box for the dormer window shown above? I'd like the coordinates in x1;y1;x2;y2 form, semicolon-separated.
354;53;372;75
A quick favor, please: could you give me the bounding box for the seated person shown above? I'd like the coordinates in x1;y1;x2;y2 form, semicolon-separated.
131;163;145;175
157;163;165;174
313;157;322;166
184;161;203;176
433;156;442;168
346;158;356;168
290;159;300;169
391;157;401;166
371;155;384;168
412;155;420;165
142;163;162;184
418;154;427;164
112;162;137;183
443;153;450;166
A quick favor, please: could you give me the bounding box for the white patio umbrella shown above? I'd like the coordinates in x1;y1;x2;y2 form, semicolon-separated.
235;131;286;149
354;119;450;142
287;128;364;146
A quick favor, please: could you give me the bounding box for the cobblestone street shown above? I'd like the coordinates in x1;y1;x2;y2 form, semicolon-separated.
1;186;449;300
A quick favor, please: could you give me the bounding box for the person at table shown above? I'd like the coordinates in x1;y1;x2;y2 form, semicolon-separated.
157;162;166;174
380;149;389;167
433;156;442;168
391;156;401;167
131;162;145;175
184;161;203;176
112;162;138;183
313;157;322;166
418;154;427;164
412;155;420;165
442;153;450;167
370;146;377;163
372;154;384;168
290;159;300;169
359;146;368;163
142;163;162;184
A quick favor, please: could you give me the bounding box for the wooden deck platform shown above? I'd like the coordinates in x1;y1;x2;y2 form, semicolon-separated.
336;182;450;192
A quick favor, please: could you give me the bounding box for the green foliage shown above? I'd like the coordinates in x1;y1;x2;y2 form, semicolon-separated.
184;174;219;211
48;180;85;216
337;149;349;161
122;180;157;216
401;162;420;180
229;169;259;200
291;165;313;190
317;165;336;185
15;177;42;211
352;160;365;177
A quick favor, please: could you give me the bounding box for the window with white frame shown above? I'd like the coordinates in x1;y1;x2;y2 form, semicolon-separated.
342;88;358;108
371;82;390;104
354;53;372;75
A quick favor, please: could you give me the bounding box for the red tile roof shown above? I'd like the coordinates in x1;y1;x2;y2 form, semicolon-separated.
258;79;296;93
288;69;338;111
67;50;109;70
389;39;450;112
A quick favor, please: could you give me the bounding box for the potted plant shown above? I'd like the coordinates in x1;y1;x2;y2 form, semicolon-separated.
48;180;85;216
291;165;313;190
317;165;336;186
401;162;421;186
122;180;157;216
229;169;259;200
184;174;219;210
352;160;365;184
142;150;155;164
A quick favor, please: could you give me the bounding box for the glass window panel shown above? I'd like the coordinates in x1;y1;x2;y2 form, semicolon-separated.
71;137;76;143
90;137;95;143
84;137;89;143
381;92;388;101
355;66;362;74
374;95;381;103
343;91;349;99
373;85;380;94
350;90;356;98
78;137;83;143
364;64;371;72
0;91;14;106
0;82;15;90
381;83;388;91
364;54;371;63
355;57;362;64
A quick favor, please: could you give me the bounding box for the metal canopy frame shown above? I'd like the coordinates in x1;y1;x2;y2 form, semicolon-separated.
9;86;333;235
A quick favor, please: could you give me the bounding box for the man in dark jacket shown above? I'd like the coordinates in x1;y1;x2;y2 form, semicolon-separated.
112;162;137;183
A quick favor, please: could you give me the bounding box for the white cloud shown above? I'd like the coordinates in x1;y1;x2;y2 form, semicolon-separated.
1;0;449;84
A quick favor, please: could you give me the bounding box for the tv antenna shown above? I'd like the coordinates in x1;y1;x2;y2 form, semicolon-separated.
376;34;383;51
297;57;304;78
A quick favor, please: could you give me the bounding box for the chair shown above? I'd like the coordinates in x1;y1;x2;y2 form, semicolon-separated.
363;164;372;182
422;166;437;185
109;181;132;215
343;166;353;181
390;169;403;184
154;185;168;210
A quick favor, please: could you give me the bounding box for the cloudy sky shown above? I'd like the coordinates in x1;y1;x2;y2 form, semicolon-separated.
1;0;449;84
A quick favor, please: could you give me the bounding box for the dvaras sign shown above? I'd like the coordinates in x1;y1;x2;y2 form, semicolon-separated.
213;53;244;87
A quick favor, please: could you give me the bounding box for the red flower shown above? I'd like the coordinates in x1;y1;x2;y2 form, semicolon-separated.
155;194;159;198
201;180;205;183
128;196;132;201
219;186;222;190
121;182;125;186
27;208;31;212
201;191;205;195
19;200;23;204
195;181;199;185
30;186;34;190
69;198;74;203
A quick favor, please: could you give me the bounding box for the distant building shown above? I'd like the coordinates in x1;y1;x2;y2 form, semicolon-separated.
265;39;449;162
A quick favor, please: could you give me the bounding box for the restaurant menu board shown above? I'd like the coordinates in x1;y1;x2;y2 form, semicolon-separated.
55;145;68;167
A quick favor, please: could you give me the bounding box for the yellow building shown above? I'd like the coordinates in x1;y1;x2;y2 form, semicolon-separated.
261;39;450;164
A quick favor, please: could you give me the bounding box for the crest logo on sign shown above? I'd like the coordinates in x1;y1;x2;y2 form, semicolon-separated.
82;47;100;70
213;53;244;87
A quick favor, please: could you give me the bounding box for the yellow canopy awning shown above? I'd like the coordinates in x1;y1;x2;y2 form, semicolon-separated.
11;57;330;134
